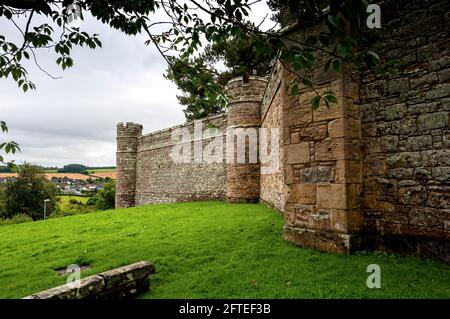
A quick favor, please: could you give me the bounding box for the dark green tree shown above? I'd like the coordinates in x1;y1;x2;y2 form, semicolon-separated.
94;181;115;210
58;164;87;173
166;30;275;120
3;163;58;220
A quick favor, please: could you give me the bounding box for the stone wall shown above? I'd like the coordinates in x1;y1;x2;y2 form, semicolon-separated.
259;0;449;261
359;0;450;262
226;76;267;203
265;21;364;254
260;63;289;212
116;1;449;262
134;114;228;206
116;122;143;208
23;261;155;299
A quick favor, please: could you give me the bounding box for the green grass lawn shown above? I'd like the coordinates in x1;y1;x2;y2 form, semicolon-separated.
0;201;448;299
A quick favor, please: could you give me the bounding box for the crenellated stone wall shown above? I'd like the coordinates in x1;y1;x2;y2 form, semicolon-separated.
226;76;267;203
117;1;449;263
135;114;228;205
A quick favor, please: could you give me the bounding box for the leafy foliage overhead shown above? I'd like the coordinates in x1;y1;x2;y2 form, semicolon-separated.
166;29;275;120
0;0;392;109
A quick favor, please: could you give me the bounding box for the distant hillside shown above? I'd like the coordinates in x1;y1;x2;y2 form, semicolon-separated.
0;171;117;181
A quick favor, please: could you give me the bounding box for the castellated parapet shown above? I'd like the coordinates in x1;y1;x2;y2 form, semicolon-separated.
116;122;143;208
116;1;450;263
225;76;267;203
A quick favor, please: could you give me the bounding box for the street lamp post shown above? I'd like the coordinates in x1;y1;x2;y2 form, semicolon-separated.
44;199;50;220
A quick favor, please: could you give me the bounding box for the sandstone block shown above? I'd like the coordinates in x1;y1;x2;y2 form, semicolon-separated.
313;101;344;122
315;138;346;161
290;131;300;144
328;118;345;138
300;124;327;140
330;209;347;232
288;184;316;204
317;184;347;209
285;142;310;164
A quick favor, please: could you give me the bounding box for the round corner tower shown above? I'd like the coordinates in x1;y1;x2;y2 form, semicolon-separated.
116;122;143;208
225;75;267;203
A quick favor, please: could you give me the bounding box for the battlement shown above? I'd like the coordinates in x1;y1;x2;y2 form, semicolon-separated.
225;76;268;105
115;1;450;263
117;122;143;138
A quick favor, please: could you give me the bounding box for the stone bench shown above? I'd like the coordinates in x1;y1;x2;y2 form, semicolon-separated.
23;261;155;299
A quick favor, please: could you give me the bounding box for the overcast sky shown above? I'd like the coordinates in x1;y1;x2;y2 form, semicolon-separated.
0;2;274;167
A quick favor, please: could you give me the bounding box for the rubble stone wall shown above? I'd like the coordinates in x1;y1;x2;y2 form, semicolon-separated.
134;114;228;205
116;0;449;262
359;0;450;262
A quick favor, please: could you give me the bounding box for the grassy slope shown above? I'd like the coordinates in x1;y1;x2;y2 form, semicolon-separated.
0;201;448;299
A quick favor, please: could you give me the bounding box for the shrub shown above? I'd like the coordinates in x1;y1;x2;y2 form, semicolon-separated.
51;202;95;218
86;197;97;206
0;185;6;216
3;163;59;220
0;213;33;226
94;181;115;210
68;198;80;205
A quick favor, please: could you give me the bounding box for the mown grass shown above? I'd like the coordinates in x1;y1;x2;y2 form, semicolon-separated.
0;201;448;299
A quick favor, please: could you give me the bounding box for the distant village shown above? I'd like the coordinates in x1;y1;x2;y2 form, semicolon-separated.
0;165;117;196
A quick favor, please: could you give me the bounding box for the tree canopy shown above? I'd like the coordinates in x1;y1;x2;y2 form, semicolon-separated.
0;0;389;98
166;29;275;120
0;0;397;153
2;163;58;220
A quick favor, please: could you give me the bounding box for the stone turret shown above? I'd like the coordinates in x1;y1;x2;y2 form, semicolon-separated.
225;76;267;203
116;122;142;208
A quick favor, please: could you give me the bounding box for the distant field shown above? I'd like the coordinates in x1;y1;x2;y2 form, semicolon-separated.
89;171;117;179
0;172;116;180
58;195;89;205
87;168;116;174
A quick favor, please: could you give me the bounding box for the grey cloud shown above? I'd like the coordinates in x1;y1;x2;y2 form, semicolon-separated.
0;2;271;167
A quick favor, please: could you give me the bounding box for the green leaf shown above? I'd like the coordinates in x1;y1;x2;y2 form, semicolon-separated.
311;96;321;110
324;60;331;72
327;15;337;27
324;94;338;104
302;79;312;88
333;59;341;72
291;84;299;96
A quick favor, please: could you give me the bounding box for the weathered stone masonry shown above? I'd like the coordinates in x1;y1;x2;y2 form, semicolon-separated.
117;1;449;262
